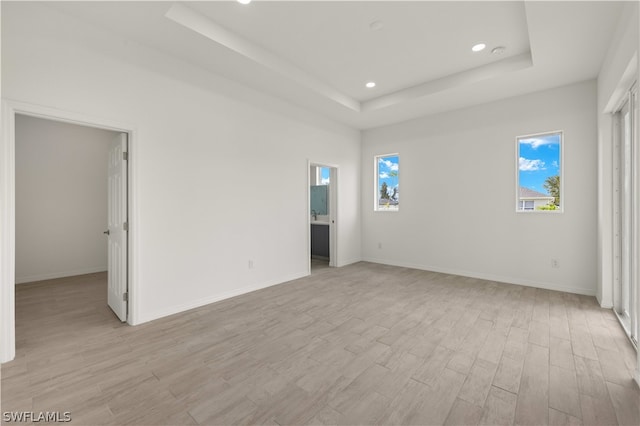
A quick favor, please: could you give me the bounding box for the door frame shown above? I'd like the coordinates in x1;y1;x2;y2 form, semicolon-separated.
308;161;338;274
0;99;139;363
613;91;636;339
612;83;639;349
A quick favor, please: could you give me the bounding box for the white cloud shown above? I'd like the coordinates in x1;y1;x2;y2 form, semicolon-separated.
379;158;399;171
519;157;545;171
379;172;390;178
321;177;330;185
520;136;559;149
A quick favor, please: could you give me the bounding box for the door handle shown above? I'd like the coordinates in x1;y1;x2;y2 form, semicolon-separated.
103;230;110;235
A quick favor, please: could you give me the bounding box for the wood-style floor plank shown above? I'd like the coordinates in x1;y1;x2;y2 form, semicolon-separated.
549;365;581;419
2;264;638;425
515;343;550;425
479;386;518;426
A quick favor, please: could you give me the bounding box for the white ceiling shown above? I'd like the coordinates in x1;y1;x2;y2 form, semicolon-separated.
189;1;532;101
48;1;624;130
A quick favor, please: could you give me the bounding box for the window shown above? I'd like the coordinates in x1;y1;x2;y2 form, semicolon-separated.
519;200;534;211
375;154;399;211
318;167;330;185
516;131;562;212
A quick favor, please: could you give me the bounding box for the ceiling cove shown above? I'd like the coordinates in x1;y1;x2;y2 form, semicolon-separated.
164;2;533;114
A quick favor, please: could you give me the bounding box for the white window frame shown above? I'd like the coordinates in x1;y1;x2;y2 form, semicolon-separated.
374;153;399;212
515;130;564;213
519;200;535;211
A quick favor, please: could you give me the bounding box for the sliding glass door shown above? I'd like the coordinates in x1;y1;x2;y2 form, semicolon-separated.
615;83;638;345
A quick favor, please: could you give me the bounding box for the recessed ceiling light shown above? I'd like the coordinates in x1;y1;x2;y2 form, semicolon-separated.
471;43;486;52
370;20;384;31
237;0;251;4
491;46;506;55
366;82;376;88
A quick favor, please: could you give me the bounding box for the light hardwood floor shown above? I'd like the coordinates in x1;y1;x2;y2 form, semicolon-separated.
2;263;639;425
311;258;330;273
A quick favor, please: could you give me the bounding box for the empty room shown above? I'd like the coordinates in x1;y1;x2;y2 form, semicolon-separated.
1;1;639;425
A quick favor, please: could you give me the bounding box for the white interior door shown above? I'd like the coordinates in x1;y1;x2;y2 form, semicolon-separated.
329;167;338;267
107;133;128;321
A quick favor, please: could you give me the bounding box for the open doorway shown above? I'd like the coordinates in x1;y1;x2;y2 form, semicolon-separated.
16;115;114;284
0;100;135;363
308;162;338;273
14;114;128;335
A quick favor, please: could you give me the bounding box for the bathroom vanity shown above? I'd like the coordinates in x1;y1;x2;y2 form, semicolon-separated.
311;222;329;259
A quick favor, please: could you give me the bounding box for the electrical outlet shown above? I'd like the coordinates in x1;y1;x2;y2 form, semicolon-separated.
378;242;382;249
248;260;254;269
551;259;559;268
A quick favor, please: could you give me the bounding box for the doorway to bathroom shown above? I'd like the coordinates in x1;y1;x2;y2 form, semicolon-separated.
308;162;338;273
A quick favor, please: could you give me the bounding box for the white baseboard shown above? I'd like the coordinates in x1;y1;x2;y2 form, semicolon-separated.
137;270;309;325
16;267;107;284
337;257;362;267
596;294;614;309
362;257;596;297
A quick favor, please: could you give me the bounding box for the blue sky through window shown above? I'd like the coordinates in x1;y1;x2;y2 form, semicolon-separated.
377;155;399;209
320;167;330;185
518;133;561;194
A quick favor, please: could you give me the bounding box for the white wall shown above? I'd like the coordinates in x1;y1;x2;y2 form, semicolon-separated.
15;115;114;283
596;2;639;308
362;80;598;296
2;2;361;325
